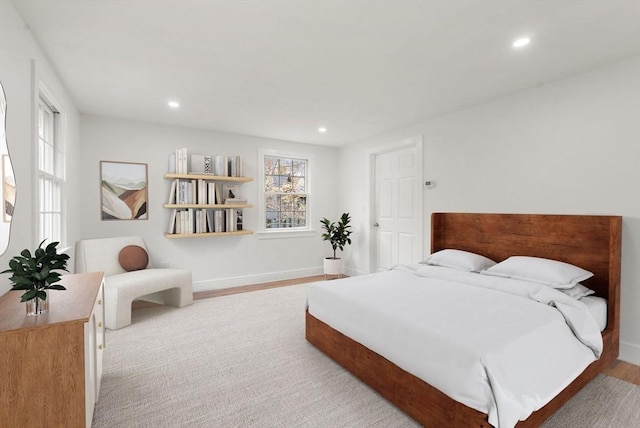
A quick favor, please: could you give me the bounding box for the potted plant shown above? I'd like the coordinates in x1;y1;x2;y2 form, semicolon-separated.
320;212;352;278
1;240;70;316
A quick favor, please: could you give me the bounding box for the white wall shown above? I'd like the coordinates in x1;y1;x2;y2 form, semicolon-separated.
0;1;81;295
79;115;339;290
339;57;640;365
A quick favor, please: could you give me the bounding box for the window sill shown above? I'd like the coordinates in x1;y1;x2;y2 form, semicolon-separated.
256;229;317;240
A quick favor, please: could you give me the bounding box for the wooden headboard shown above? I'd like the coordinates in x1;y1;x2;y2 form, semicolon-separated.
431;213;622;340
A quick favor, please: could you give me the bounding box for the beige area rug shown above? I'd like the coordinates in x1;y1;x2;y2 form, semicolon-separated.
93;283;639;427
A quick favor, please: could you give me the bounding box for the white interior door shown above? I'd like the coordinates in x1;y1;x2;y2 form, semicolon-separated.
373;142;422;272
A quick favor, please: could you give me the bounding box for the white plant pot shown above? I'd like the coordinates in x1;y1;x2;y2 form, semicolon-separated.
323;258;343;276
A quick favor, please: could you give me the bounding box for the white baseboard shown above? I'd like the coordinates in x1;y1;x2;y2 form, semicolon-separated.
192;267;324;292
619;340;640;365
344;266;367;277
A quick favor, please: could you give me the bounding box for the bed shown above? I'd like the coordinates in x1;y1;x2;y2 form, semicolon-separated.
305;213;621;427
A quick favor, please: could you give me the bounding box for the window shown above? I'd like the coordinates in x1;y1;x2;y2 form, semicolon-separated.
37;96;65;245
262;154;309;231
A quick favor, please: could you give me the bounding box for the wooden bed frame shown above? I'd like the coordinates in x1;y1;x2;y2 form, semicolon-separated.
306;213;622;427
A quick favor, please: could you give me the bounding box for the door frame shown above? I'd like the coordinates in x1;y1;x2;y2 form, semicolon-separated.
368;135;424;273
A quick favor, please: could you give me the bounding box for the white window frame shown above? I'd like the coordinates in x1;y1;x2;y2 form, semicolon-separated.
36;88;66;247
257;149;315;239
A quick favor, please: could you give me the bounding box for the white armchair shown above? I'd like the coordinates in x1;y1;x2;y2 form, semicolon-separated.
75;236;193;330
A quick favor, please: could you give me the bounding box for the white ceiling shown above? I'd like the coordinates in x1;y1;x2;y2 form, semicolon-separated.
11;0;640;146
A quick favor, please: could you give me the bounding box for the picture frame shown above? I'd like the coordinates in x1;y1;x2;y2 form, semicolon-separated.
221;183;240;202
100;160;148;220
2;154;15;223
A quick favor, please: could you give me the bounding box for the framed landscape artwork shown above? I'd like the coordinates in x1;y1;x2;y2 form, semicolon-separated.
100;161;148;220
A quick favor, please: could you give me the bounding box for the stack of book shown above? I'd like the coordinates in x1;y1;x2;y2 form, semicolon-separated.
166;179;244;234
167;179;217;205
168;207;243;234
168;149;244;177
168;148;189;174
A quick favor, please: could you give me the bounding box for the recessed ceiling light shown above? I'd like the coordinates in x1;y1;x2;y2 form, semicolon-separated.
512;37;531;48
168;101;180;108
318;127;327;133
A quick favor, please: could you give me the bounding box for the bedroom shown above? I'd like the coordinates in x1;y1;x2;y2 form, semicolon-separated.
0;0;638;426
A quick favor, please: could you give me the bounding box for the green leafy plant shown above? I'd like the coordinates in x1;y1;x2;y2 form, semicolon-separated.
1;240;70;302
320;212;353;259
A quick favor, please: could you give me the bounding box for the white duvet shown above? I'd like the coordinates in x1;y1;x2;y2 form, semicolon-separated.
306;265;603;428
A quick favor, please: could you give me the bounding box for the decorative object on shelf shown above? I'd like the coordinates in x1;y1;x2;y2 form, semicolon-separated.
100;160;148;220
190;154;212;174
320;212;352;278
1;240;70;316
222;183;240;202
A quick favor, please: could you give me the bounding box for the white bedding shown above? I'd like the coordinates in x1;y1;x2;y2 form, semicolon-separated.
581;295;608;332
306;264;603;428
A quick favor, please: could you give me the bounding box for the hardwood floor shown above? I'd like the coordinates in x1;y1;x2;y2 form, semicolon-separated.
192;275;326;299
133;275;640;385
603;359;640;385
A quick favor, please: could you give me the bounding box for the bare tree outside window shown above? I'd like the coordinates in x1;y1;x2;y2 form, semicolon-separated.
264;156;307;229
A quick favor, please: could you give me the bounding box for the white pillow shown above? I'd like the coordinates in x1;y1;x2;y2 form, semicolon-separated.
481;256;593;289
422;249;496;273
560;283;596;299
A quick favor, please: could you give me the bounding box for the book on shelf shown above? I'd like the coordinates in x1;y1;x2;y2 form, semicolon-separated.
196;179;206;205
174;147;188;174
214;210;224;233
171;150;244;177
195;210;204;233
168;153;176;174
176;181;188;204
206;210;214;233
225;209;235;232
174;210;183;234
187;209;195;234
213;155;227;177
177;210;185;234
167;209;177;234
189;179;197;204
228;156;243;177
177;210;183;234
236;209;243;231
224;198;247;205
174;211;179;234
215;183;223;204
171;178;219;206
168;179;177;204
207;182;216;205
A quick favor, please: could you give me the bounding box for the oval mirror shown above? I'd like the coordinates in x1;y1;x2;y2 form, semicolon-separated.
0;81;15;255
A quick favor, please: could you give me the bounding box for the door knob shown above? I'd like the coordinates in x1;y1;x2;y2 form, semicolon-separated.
374;222;379;227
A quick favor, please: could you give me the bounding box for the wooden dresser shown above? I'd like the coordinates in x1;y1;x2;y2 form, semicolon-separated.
0;272;105;428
